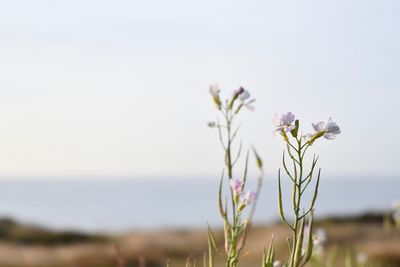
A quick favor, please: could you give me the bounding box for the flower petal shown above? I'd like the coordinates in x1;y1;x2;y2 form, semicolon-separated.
312;122;325;132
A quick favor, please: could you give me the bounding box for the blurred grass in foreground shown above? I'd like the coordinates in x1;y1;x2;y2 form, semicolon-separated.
0;213;397;267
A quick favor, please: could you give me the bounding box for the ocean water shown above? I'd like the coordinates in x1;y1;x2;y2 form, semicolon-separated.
0;177;398;232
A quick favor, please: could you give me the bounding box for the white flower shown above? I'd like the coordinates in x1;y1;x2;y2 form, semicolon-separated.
393;209;400;222
357;252;368;264
303;227;326;257
313;228;327;247
311;118;341;140
394;210;400;221
273;260;281;267
391;200;400;209
392;201;400;222
241;190;257;205
273;112;296;132
209;84;222;109
209;84;220;97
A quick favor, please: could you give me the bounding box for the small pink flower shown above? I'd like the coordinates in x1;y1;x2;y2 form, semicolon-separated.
241;190;257;205
230;179;244;194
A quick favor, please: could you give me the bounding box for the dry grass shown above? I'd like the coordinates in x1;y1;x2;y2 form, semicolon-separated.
0;215;398;267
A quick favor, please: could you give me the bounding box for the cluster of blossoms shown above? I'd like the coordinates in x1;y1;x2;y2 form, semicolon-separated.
273;112;296;133
209;85;254;112
208;85;262;267
273;112;341;143
230;179;257;212
208;85;343;267
271;112;340;267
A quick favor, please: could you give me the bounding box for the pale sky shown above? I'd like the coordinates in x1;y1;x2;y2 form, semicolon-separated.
0;0;399;178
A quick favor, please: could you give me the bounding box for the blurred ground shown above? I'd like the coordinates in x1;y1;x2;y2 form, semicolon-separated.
0;214;398;267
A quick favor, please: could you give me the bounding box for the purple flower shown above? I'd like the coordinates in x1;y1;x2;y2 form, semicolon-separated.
311;118;341;140
238;89;250;102
230;179;244;194
230;87;255;112
324;119;341;139
238;89;254;111
273;112;296;132
241;190;257;205
234;86;245;97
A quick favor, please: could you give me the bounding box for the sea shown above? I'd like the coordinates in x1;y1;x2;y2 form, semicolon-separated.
0;177;398;233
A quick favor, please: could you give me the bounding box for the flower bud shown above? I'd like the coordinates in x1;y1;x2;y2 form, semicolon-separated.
209;85;222;110
229;87;245;109
252;147;263;170
207;121;217;128
290;119;299;138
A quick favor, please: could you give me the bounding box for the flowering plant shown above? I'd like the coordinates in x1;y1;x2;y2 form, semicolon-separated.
207;85;344;267
267;112;341;267
207;85;262;267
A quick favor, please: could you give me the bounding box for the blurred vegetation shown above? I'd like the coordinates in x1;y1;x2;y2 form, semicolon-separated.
0;214;396;267
0;217;106;245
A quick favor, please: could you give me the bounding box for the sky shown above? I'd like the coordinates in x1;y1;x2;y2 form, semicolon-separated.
0;0;399;178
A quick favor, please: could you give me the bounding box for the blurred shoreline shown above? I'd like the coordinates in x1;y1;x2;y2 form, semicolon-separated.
0;177;398;232
0;212;398;267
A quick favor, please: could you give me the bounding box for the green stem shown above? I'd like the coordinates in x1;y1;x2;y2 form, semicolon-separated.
224;108;240;267
289;138;304;267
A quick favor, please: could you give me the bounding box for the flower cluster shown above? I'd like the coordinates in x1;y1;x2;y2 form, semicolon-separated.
208;87;342;267
208;84;262;267
272;112;340;267
230;179;257;212
273;112;341;144
209;84;255;113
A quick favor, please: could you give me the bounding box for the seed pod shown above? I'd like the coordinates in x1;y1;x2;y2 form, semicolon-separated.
293;217;305;266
